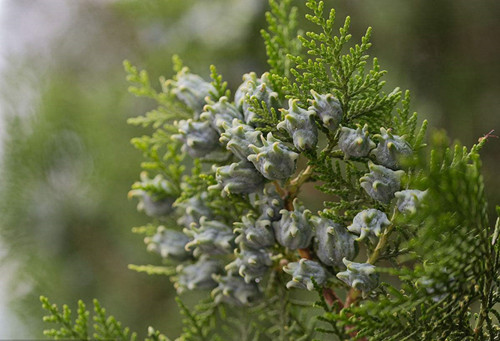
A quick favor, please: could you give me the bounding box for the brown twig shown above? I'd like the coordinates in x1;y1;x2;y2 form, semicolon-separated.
322;287;344;311
279;162;368;336
478;129;498;143
344;288;360;308
297;248;312;260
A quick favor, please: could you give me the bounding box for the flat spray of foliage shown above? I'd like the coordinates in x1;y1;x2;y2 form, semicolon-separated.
42;0;499;340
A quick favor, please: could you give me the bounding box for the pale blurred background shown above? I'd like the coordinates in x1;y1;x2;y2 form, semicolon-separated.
0;0;498;339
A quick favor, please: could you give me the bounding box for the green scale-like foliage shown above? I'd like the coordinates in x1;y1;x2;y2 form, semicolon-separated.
270;0;401;130
41;1;499;340
321;137;500;340
41;296;173;341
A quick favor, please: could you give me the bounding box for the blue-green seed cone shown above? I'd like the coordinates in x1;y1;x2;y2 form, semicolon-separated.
312;215;356;268
338;124;375;158
175;192;213;228
141;194;176;217
184;217;235;257
394;189;427;215
308;90;343;131
129;172;178;218
360;162;404;203
168;67;215;114
273;199;314;250
250;185;284;221
226;245;272;283
283;259;327;291
336;258;379;297
220;119;262;160
277;98;318;151
210;161;265;196
234;72;259;110
239;72;279;125
172;119;220;158
200;96;242;134
175;256;222;294
347;209;391;243
371;127;412;169
212;273;261;306
234;214;275;249
247;133;299;180
145;226;192;261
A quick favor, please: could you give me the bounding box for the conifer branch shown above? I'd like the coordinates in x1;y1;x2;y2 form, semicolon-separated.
40;1;499;340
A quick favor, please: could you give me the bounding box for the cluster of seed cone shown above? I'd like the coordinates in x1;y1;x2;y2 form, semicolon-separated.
131;68;427;305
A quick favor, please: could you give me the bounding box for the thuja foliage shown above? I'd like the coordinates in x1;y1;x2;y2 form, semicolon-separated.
40;296;167;341
42;0;499;340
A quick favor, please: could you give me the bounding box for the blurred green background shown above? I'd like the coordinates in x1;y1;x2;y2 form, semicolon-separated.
0;0;498;339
